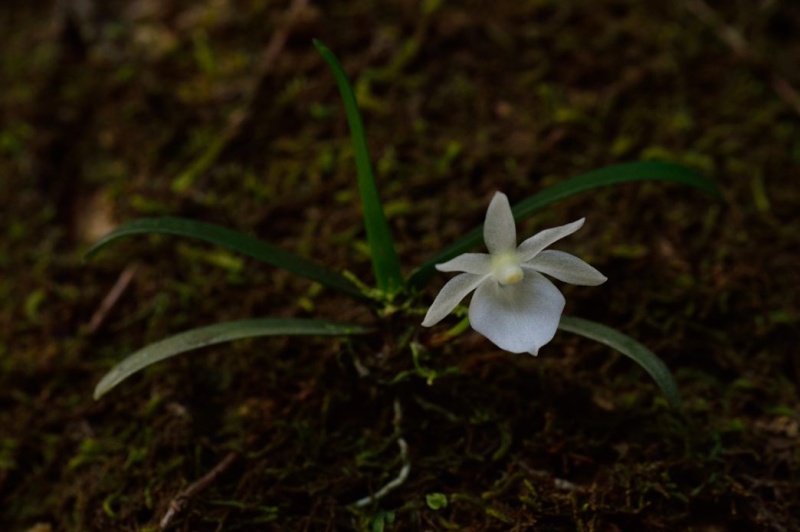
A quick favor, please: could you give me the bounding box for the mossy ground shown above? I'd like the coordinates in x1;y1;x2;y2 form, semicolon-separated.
1;0;799;530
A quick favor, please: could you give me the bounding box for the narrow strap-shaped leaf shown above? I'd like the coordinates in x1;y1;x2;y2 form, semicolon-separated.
409;161;720;289
94;318;371;399
314;39;404;294
557;315;682;408
85;217;366;300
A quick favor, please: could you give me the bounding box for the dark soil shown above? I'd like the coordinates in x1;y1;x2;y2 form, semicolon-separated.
1;0;798;530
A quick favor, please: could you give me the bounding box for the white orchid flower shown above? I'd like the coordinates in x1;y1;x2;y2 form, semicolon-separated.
422;192;607;355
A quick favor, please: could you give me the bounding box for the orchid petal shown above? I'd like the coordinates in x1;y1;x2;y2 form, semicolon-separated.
422;272;489;327
436;253;492;274
526;250;607;286
517;218;585;262
468;271;565;355
483;192;517;255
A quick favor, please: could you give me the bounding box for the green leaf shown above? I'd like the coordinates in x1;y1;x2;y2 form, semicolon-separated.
85;217;365;300
93;319;370;399
314;39;404;295
425;493;449;510
557;315;681;408
409;161;720;288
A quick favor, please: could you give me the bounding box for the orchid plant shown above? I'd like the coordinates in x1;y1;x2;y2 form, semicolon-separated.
87;40;721;409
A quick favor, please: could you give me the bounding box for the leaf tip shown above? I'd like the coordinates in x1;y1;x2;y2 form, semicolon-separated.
312;38;327;53
92;384;106;401
93;366;124;400
83;247;100;262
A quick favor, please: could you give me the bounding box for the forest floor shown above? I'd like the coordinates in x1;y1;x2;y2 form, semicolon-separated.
1;0;799;530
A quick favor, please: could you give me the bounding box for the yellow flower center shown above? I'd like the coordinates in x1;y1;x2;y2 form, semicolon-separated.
492;254;524;285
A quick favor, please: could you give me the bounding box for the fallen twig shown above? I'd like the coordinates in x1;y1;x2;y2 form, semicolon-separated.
86;263;138;333
159;451;238;530
174;0;310;190
683;0;800;117
515;457;584;493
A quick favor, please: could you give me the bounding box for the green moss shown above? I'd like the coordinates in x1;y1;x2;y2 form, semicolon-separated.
1;0;798;529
